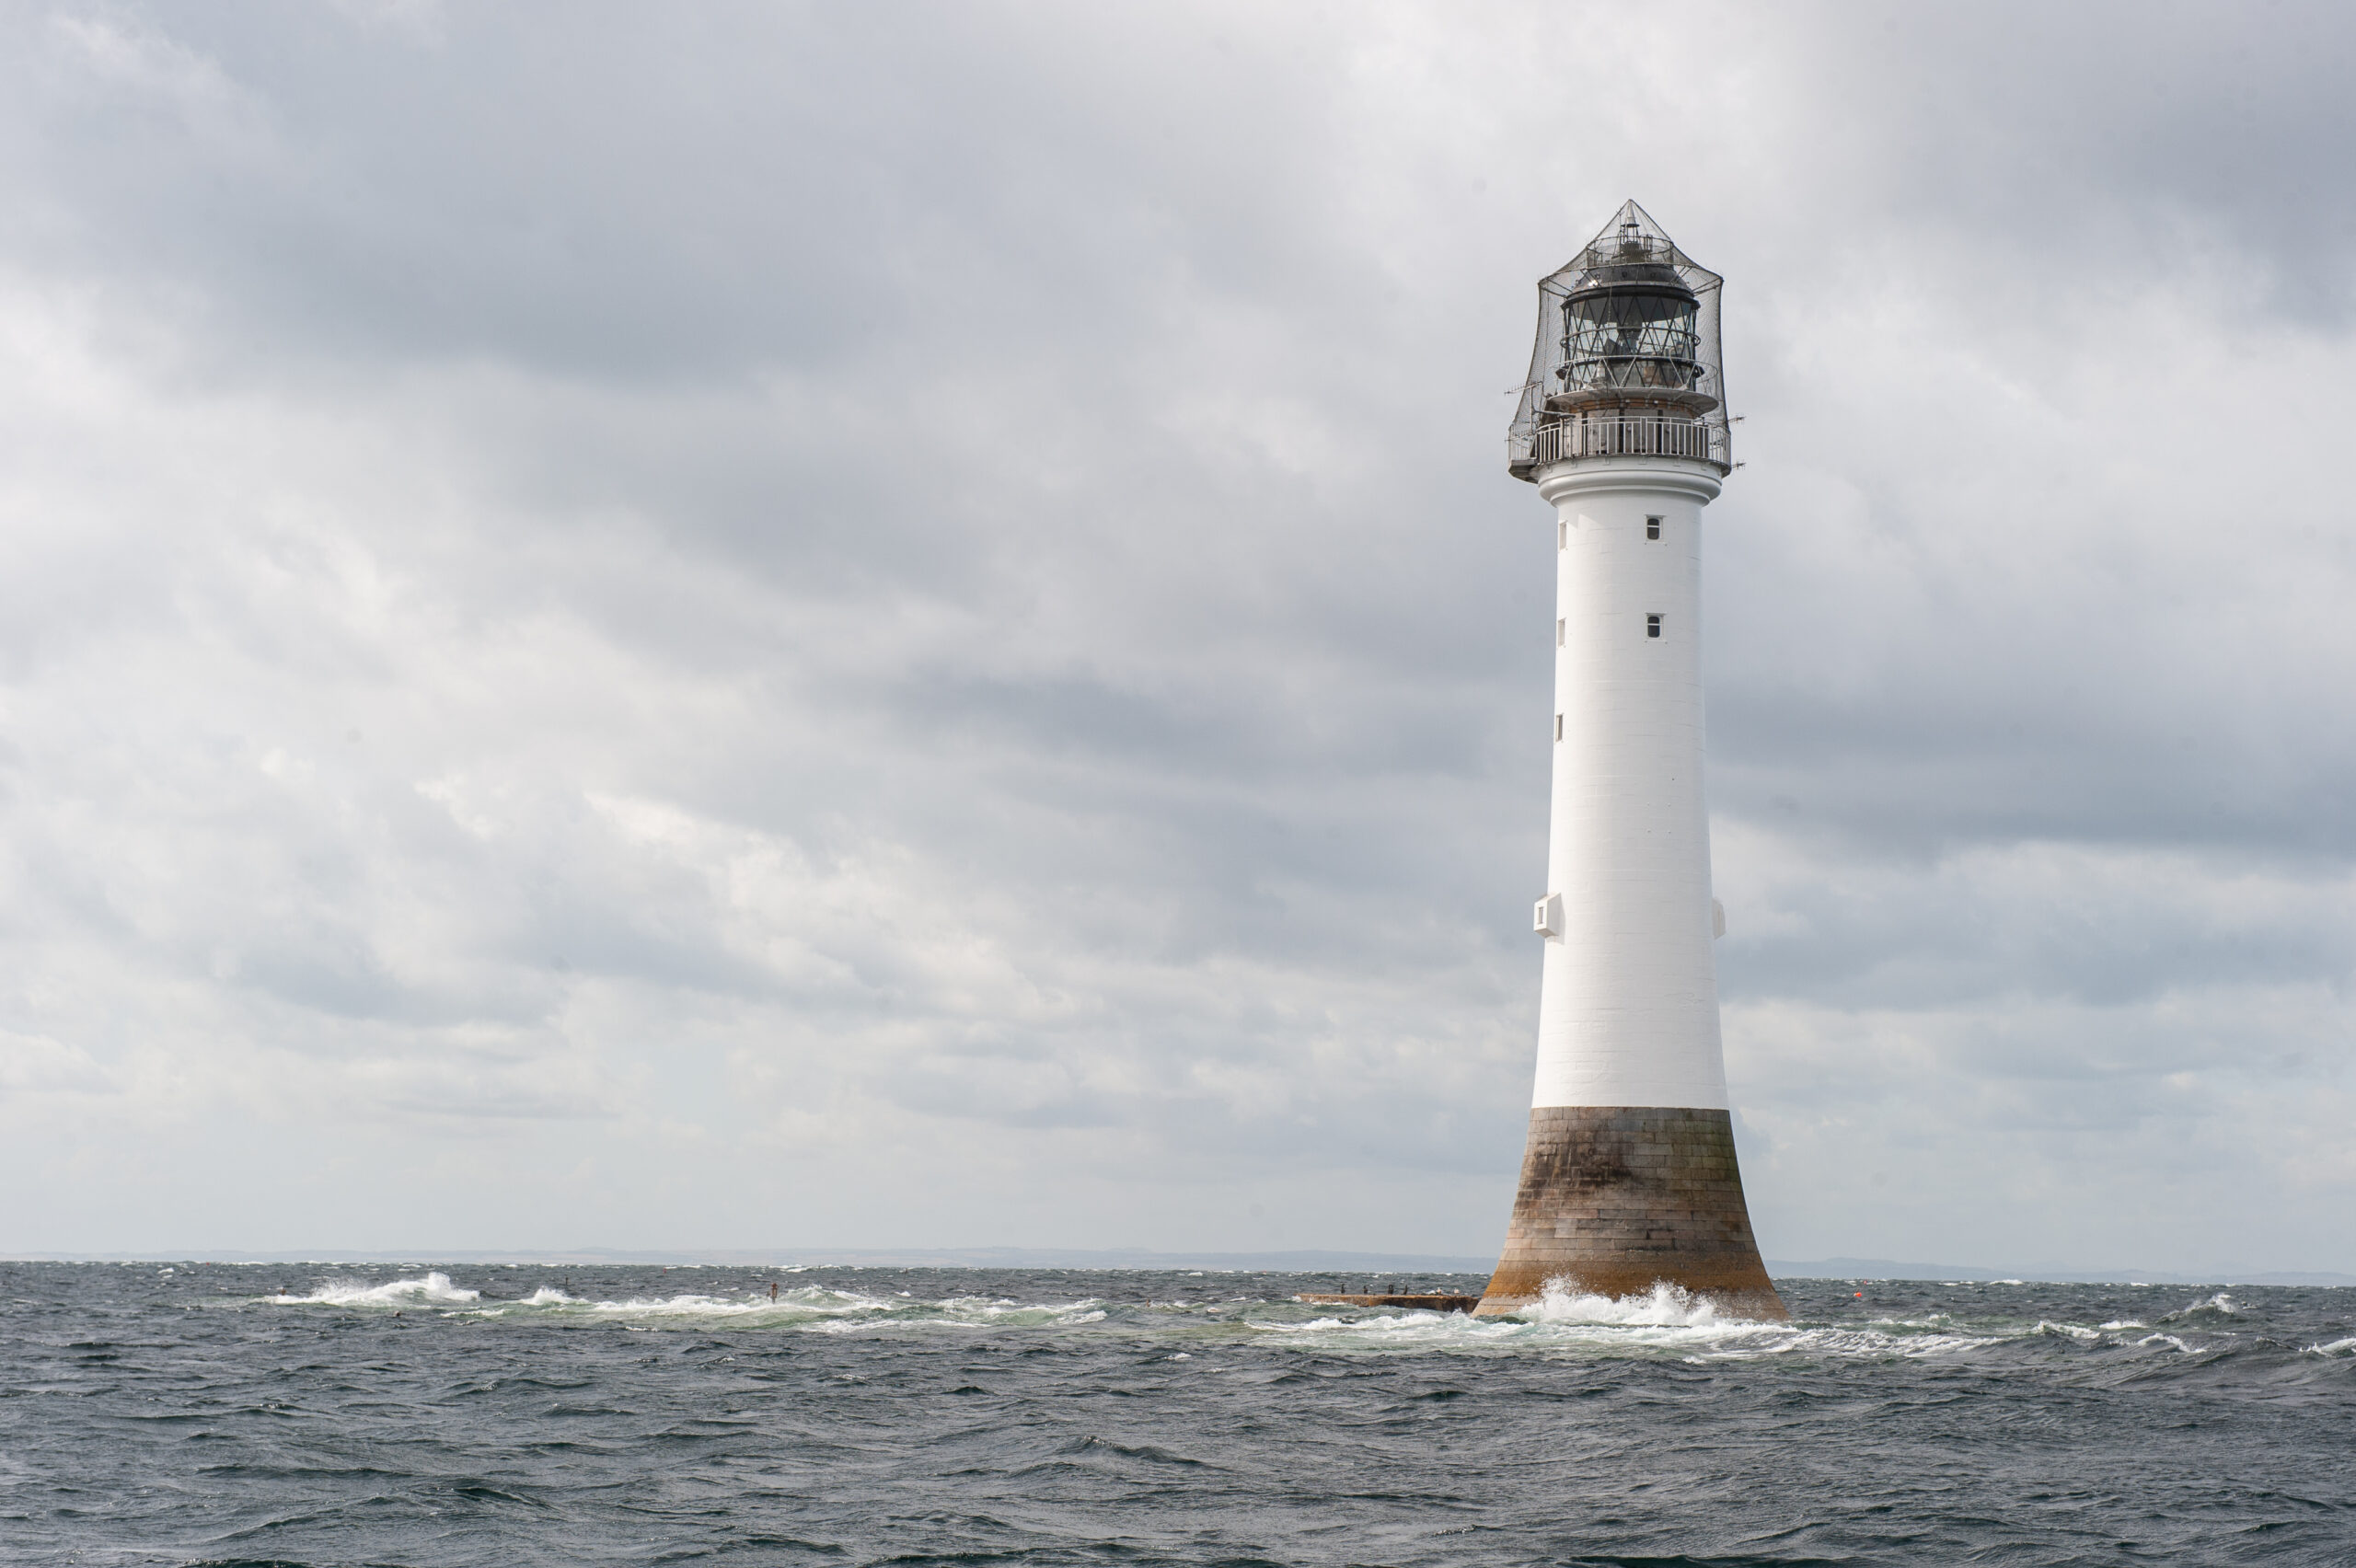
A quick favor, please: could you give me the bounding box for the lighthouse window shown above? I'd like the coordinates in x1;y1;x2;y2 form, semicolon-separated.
1556;618;1565;646
1557;521;1566;550
1646;614;1662;638
1555;713;1564;742
1646;515;1661;539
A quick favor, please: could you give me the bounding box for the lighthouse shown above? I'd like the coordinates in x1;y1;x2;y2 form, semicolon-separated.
1476;202;1785;1320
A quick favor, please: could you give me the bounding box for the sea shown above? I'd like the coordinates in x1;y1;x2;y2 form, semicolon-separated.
4;1262;2352;1566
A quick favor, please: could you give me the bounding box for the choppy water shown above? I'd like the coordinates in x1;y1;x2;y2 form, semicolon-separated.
5;1262;2352;1565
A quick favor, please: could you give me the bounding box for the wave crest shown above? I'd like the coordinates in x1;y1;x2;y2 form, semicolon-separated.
271;1272;481;1307
2160;1291;2242;1323
1523;1278;1737;1327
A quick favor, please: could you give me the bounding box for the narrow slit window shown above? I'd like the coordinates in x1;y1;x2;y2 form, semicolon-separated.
1646;614;1662;639
1646;515;1661;540
1557;521;1566;549
1556;618;1565;647
1554;713;1564;741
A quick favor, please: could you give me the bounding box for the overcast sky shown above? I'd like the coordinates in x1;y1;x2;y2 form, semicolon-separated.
1;0;2350;1274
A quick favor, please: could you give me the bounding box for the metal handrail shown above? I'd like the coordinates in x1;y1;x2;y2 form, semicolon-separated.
1530;415;1727;469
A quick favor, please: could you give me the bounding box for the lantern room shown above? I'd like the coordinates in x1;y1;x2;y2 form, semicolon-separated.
1507;202;1732;480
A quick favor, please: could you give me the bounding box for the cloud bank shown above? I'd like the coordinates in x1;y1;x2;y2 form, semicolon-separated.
0;0;2349;1273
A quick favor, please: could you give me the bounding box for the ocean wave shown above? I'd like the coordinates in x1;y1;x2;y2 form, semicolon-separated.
2304;1336;2356;1356
240;1275;2307;1370
269;1272;482;1307
1252;1283;2004;1364
1523;1278;1739;1326
2160;1292;2242;1323
1256;1310;1999;1363
256;1272;1141;1331
449;1284;1118;1334
2035;1320;2102;1343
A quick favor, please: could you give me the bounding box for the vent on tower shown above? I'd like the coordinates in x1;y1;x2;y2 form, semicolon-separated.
1507;201;1731;481
1646;614;1662;639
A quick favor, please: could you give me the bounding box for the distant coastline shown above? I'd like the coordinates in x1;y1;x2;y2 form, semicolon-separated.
5;1247;2350;1286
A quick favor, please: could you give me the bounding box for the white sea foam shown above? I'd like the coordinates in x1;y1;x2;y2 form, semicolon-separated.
1265;1312;1459;1338
1251;1280;2016;1364
1256;1301;1996;1364
2036;1321;2102;1342
1523;1279;1736;1327
421;1284;1122;1335
270;1272;481;1307
251;1274;2235;1367
2304;1336;2356;1356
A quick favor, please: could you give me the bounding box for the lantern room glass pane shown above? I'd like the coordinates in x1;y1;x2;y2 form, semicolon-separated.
1560;286;1703;394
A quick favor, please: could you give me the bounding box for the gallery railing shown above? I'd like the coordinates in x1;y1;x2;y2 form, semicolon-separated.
1527;415;1728;470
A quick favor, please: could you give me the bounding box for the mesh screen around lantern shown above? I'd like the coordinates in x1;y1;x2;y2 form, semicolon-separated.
1507;200;1732;479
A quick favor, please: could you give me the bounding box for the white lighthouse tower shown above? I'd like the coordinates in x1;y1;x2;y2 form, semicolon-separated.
1477;202;1784;1320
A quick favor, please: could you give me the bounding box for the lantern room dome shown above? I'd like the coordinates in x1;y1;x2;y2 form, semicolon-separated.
1509;202;1732;479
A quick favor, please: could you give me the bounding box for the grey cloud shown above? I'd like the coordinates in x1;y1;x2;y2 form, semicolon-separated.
0;0;2348;1271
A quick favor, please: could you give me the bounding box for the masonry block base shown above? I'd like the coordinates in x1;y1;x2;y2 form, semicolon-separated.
1476;1105;1787;1321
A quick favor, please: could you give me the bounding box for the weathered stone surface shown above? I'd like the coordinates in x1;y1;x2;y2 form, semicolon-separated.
1475;1105;1786;1320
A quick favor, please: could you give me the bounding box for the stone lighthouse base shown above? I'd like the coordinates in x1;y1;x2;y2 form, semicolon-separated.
1475;1106;1787;1321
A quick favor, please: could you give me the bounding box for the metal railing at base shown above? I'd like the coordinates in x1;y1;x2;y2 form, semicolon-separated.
1530;418;1727;468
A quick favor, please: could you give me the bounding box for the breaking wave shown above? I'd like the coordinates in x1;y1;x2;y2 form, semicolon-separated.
2161;1291;2243;1322
1523;1277;1737;1325
260;1276;1112;1332
246;1273;2346;1374
271;1271;482;1306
